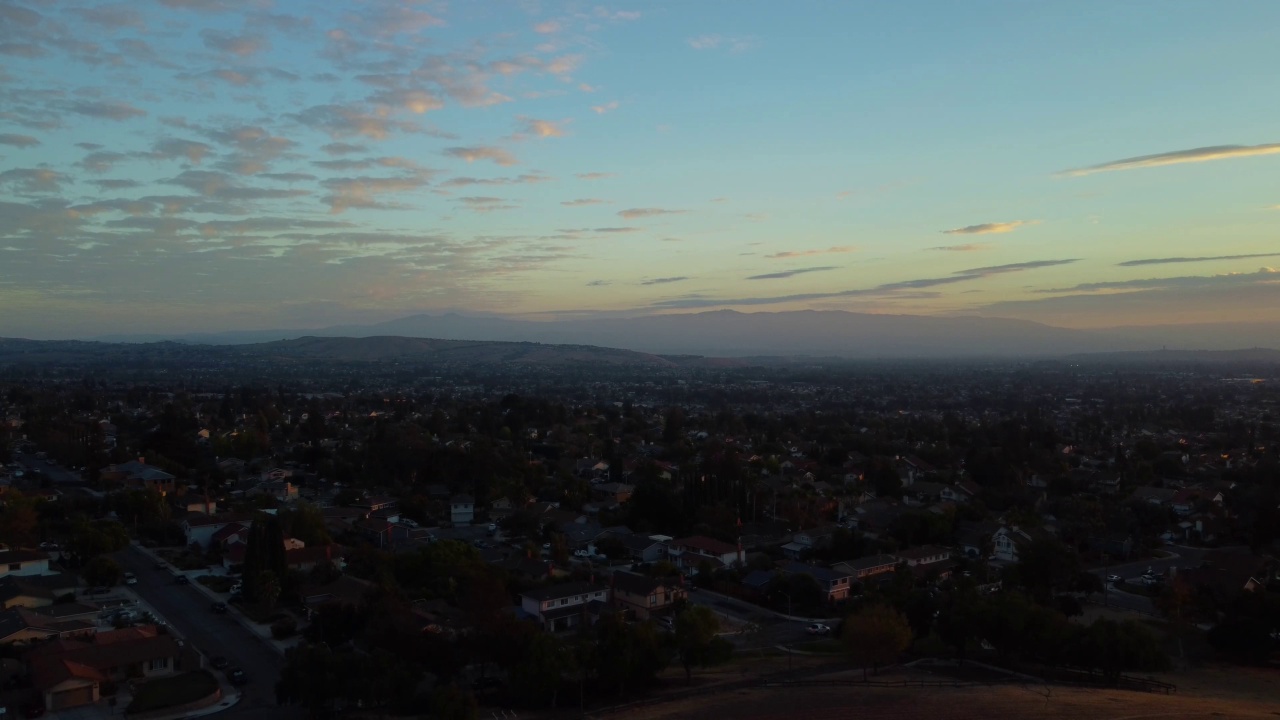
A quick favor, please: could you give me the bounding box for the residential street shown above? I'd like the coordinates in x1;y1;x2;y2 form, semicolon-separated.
1089;545;1212;614
685;588;822;649
112;545;305;720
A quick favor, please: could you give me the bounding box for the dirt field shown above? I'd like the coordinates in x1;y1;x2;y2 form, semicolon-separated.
604;665;1280;720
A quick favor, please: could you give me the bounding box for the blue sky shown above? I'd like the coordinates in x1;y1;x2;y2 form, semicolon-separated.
2;0;1279;338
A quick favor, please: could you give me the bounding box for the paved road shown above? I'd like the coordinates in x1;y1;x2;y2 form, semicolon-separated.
113;545;305;720
12;451;85;485
685;588;817;648
1090;545;1211;614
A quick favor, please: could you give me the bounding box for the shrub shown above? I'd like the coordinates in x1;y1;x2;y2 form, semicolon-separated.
272;616;298;639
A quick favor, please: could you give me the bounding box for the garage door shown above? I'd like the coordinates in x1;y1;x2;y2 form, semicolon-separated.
50;685;95;710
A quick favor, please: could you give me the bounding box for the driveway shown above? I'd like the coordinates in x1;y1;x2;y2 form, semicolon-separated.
112;545;307;720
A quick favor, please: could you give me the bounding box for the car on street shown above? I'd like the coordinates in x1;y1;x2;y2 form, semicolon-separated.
210;602;228;614
174;575;190;585
124;572;137;585
209;655;229;670
807;623;832;636
1107;574;1121;583
228;667;247;685
229;583;242;594
153;561;167;570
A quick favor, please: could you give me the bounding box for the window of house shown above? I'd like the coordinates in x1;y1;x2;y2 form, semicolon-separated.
560;598;568;606
148;658;168;671
649;594;657;606
8;563;19;571
543;601;551;610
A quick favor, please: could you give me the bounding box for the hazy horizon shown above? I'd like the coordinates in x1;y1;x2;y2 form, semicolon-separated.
3;1;1280;339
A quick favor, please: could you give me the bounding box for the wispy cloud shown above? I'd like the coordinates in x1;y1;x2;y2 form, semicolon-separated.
440;174;550;187
1035;267;1280;294
766;245;856;260
516;116;567;138
1061;143;1280;177
1118;252;1280;267
618;207;685;219
586;279;611;287
561;198;608;206
687;34;757;52
648;259;1077;309
577;172;613;180
942;221;1037;235
592;227;640;234
930;243;991;252
642;276;689;285
67;100;146;121
747;266;838;280
533;20;561;34
444;146;518;166
0;133;40;148
200;29;268;57
591;100;619;115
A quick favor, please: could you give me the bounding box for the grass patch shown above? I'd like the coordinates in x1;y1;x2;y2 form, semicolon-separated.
196;575;234;593
126;671;218;714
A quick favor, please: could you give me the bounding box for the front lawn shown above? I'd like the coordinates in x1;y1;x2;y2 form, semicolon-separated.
791;638;845;654
126;671;219;714
196;575;234;593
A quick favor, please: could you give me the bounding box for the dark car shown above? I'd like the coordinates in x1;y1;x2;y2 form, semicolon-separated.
228;667;247;685
209;656;229;670
153;561;167;570
210;602;228;614
174;575;190;585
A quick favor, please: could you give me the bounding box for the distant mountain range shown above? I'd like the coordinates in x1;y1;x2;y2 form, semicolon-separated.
89;310;1280;359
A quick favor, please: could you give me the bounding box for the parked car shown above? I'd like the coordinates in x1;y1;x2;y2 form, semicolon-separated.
228;668;247;685
153;561;167;570
807;623;832;636
229;583;242;594
124;573;137;585
209;656;229;670
174;575;190;585
487;523;497;533
1106;574;1121;583
401;518;419;528
210;602;228;614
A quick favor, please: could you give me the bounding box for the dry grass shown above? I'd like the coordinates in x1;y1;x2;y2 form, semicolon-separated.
603;665;1280;720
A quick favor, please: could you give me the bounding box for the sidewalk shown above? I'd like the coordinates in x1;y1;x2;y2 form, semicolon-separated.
130;542;299;657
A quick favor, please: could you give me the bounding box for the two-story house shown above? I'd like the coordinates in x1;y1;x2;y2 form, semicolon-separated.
781;562;854;604
611;572;685;620
450;494;475;525
832;554;900;581
666;536;742;574
520;581;610;632
183;513;255;550
0;549;53;578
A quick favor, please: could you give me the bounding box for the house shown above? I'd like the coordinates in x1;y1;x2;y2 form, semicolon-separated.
591;482;634;505
0;549;53;578
0;575;77;609
450;495;475;525
992;526;1033;563
832;554;899;581
355;496;398;512
100;460;177;495
894;545;952;567
182;513;254;550
520;581;610;633
1171;488;1203;516
618;534;666;563
955;520;1001;558
781;526;838;560
610;572;686;620
286;545;344;573
780;562;853;604
0;607;96;646
1131;486;1178;506
26;626;182;711
903;481;947;506
251;480;299;503
741;569;777;596
666;536;742;574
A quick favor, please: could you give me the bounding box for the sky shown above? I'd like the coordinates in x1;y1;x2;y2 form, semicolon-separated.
2;0;1280;340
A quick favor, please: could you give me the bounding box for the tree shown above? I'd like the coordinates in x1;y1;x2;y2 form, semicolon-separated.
510;632;574;708
673;605;733;684
431;684;478;720
841;604;912;679
258;570;281;613
0;492;39;548
67;519;129;566
242;514;286;601
281;502;331;547
83;556;123;587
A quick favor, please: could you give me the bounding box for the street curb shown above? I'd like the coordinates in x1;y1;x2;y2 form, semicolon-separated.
129;542;290;657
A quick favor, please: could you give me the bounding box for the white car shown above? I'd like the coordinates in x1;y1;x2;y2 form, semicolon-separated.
487;523;497;532
229;583;243;595
807;623;832;636
1107;574;1121;583
123;573;137;586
